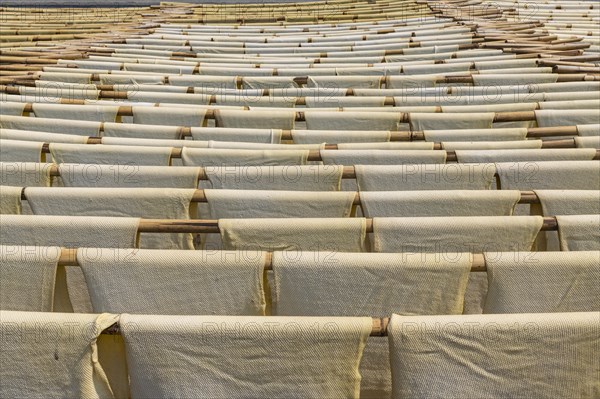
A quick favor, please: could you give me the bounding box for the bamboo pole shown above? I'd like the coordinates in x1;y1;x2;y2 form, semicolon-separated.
19;189;543;206
57;248;488;274
559;55;600;63
35;140;598;163
15;102;546;123
169;125;580;141
3;69;597;90
4;86;597;115
33;216;551;235
1;112;579;142
552;65;600;74
96;318;391;336
537;59;600;69
3;85;593;118
46;163;599;181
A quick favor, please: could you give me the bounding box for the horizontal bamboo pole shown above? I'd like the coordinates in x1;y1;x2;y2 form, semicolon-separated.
552;65;600;74
14;216;549;236
0;101;590;141
17;102;544;123
97;318;390;336
57;247;485;274
85;39;477;58
526;126;580;138
38;136;578;149
178;126;578;141
6;86;596;116
0;50;84;59
45;162;599;181
508;49;584;57
537;59;600;68
27;69;599;84
137;216;560;233
36;139;595;164
79;42;480;60
1;56;63;65
19;189;542;206
49;164;341;178
6;83;591;115
560;55;600;63
6;61;596;85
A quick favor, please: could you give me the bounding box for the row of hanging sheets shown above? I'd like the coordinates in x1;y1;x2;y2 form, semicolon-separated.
1;2;599;399
493;0;600;56
2;15;599;149
2;308;596;399
0;0;434;45
131;0;435;24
